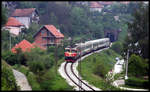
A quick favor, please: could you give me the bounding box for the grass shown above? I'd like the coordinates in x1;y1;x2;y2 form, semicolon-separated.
77;49;123;91
45;58;74;91
118;23;128;43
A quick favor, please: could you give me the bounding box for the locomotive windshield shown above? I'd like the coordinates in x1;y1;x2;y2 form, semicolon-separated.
65;48;70;52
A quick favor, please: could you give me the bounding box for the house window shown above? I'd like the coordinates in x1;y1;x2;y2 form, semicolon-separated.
50;38;54;43
41;30;45;34
47;32;51;36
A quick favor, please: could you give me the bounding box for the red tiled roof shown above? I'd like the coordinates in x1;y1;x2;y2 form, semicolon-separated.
5;17;24;27
11;39;35;53
44;25;64;38
90;2;104;8
99;1;114;5
11;8;36;17
119;1;130;4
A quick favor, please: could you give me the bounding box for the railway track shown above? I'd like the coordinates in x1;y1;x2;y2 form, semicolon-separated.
70;63;95;91
64;62;85;91
64;62;96;91
61;46;111;91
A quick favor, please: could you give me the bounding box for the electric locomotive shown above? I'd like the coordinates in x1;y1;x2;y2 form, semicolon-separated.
64;38;110;63
64;46;78;62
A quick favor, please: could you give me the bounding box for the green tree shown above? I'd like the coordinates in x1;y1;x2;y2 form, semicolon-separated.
128;54;148;77
2;51;18;65
15;2;35;9
2;5;8;26
110;41;123;54
1;30;10;51
123;3;149;59
28;61;45;74
2;60;18;90
26;48;53;74
49;12;59;28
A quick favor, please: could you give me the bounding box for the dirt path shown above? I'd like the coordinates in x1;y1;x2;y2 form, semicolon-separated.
12;69;32;91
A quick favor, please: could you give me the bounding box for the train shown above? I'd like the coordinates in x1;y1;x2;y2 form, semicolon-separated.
64;38;111;62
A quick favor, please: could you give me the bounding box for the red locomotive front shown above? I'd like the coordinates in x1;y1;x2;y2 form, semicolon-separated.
64;48;78;62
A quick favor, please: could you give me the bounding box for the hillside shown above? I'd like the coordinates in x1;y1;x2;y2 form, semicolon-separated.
77;49;122;90
2;1;138;44
1;59;19;91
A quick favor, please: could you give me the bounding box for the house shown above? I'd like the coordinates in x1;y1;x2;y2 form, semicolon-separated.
119;1;130;5
11;39;35;53
75;1;89;6
90;2;104;12
3;17;25;36
32;42;46;50
33;25;64;49
2;1;16;9
114;16;120;21
11;8;39;29
99;1;114;7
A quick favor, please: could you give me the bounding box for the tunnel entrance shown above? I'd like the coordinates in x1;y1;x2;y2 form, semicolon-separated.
104;29;121;42
106;33;115;42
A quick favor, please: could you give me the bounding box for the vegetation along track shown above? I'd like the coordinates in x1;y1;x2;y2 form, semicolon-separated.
71;63;95;91
64;62;95;91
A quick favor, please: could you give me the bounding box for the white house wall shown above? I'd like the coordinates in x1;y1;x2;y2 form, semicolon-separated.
14;17;30;29
6;27;21;36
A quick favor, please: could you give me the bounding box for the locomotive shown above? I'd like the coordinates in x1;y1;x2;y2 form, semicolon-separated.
64;38;110;62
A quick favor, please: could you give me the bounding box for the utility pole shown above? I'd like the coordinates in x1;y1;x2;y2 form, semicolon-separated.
55;43;58;75
9;33;11;50
79;39;82;91
125;49;129;80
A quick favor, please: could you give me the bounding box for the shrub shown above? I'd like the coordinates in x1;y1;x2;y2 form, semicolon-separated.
28;61;45;74
128;54;148;77
125;77;149;89
47;46;55;53
93;62;108;78
1;60;18;90
110;41;123;54
2;51;18;65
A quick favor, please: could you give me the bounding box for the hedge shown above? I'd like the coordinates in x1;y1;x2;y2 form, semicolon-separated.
125;77;149;89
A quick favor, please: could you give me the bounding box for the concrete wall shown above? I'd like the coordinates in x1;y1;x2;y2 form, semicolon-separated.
4;26;23;36
90;8;102;12
104;29;121;42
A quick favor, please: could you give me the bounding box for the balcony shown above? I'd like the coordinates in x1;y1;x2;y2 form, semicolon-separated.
42;36;54;38
43;43;55;46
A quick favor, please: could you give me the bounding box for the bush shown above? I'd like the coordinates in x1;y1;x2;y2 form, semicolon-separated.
28;61;45;74
1;60;18;91
25;47;55;73
2;51;18;65
93;62;109;78
2;49;28;66
110;41;123;54
47;46;55;53
128;54;148;77
125;77;149;89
